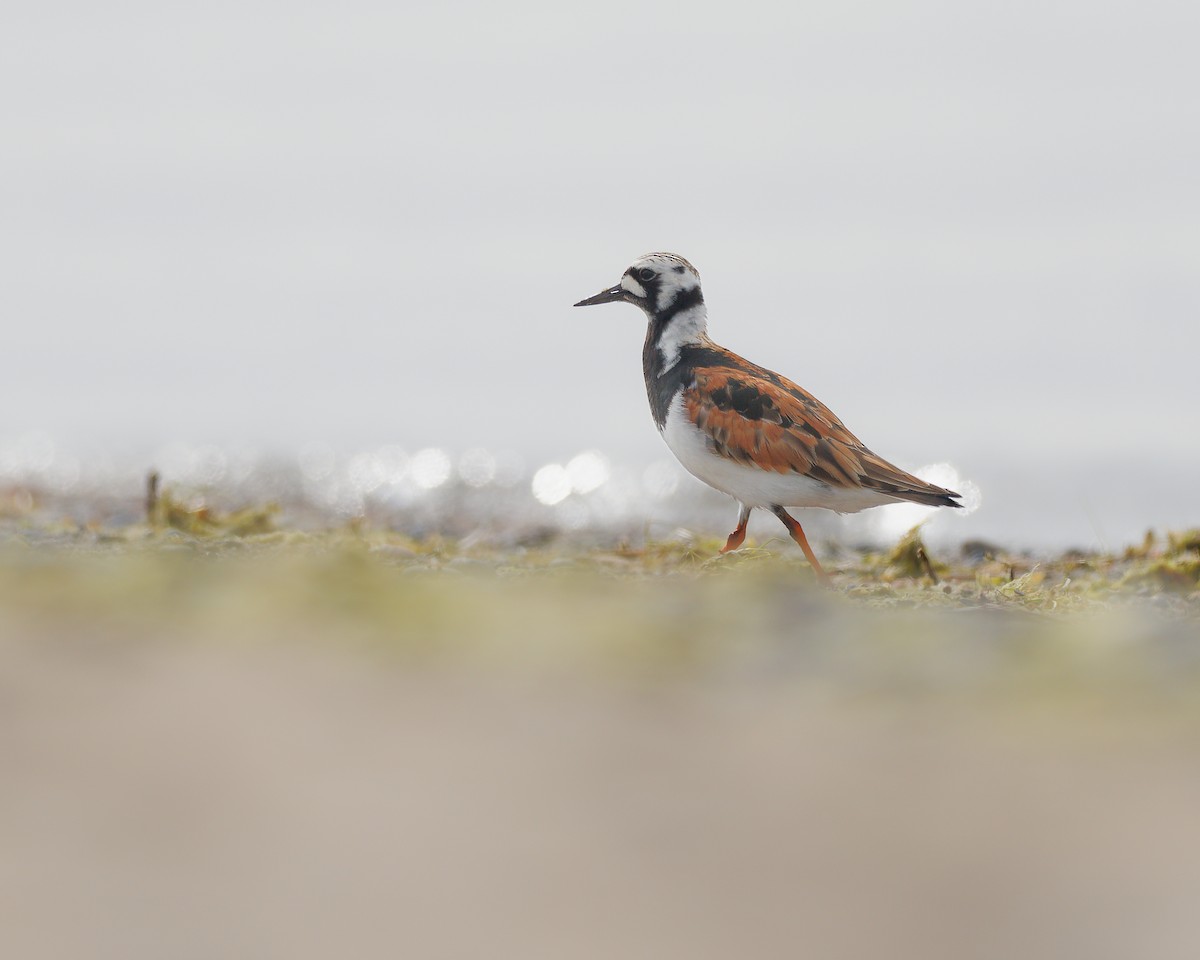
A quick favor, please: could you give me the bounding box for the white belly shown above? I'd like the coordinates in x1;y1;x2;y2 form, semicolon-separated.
660;394;898;513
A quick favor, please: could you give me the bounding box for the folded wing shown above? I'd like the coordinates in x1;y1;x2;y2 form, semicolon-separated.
683;364;962;508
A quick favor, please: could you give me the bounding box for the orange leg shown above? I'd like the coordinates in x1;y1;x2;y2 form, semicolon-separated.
772;506;831;584
720;505;752;553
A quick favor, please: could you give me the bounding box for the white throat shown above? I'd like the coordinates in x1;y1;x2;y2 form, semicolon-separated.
654;303;708;369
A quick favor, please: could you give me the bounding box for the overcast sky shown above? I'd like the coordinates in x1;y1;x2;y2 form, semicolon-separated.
3;0;1197;543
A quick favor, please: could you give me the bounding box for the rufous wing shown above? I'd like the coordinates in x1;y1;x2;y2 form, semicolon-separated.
683;364;962;507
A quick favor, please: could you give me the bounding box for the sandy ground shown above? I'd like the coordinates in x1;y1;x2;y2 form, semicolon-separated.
4;616;1200;960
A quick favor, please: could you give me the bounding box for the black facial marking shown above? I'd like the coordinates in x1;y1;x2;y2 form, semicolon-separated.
625;267;657;299
673;265;685;274
652;283;704;326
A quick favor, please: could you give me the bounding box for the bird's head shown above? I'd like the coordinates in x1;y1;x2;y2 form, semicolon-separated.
574;252;704;320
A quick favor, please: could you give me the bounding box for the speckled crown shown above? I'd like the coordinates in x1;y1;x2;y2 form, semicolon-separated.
635;252;700;280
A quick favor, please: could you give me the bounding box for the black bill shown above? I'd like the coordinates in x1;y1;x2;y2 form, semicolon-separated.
573;284;625;307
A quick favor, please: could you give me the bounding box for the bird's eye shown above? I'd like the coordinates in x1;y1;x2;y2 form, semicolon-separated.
637;268;657;282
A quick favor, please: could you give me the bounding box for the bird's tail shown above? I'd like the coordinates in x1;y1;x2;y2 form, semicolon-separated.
889;486;963;509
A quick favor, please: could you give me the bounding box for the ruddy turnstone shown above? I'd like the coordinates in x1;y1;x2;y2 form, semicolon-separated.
574;252;962;581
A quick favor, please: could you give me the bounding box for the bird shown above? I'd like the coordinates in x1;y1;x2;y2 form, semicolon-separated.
574;252;962;582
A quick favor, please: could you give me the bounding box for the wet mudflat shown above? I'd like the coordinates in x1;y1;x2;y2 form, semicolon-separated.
2;513;1199;959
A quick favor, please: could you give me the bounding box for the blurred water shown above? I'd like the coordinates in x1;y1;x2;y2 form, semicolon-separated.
1;432;1194;552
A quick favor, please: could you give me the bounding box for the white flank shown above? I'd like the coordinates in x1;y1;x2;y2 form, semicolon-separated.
660;395;901;513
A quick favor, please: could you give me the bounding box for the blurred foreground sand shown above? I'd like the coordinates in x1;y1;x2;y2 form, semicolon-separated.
2;541;1200;958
